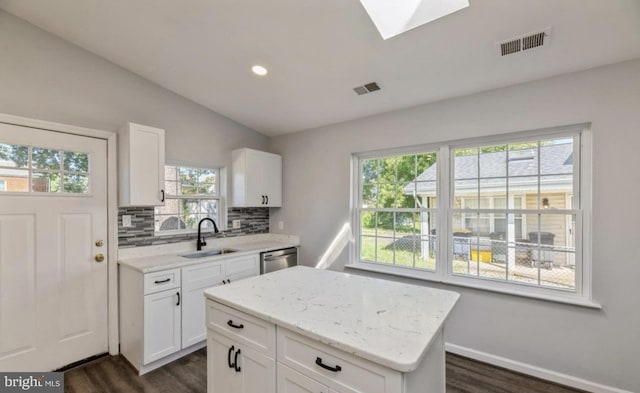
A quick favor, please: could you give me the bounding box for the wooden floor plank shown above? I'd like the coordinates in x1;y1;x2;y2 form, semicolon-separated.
63;349;587;393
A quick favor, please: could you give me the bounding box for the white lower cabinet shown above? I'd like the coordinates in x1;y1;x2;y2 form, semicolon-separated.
182;261;225;348
120;253;259;375
143;289;181;363
208;330;276;393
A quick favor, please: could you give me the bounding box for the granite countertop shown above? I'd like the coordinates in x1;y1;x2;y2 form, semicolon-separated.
204;266;459;372
118;233;299;273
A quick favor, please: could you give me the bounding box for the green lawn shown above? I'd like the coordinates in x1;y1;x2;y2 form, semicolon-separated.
360;235;436;270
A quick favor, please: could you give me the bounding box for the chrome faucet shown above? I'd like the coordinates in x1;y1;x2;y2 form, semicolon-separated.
197;217;220;251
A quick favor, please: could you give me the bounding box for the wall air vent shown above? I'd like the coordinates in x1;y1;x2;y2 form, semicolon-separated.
499;27;551;56
353;82;381;96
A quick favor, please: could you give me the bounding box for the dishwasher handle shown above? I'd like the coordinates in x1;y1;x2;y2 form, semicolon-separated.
262;247;297;259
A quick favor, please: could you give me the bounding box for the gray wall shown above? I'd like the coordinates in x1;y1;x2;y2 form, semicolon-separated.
269;59;640;391
0;10;268;191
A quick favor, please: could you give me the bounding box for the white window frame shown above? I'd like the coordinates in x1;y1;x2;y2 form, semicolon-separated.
0;180;6;191
349;124;596;307
154;164;225;235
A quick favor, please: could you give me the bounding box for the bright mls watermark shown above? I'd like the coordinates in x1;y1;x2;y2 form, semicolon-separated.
1;373;63;392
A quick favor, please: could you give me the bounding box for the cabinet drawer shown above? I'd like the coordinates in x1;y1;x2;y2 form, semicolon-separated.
206;300;276;357
277;329;401;393
144;268;181;295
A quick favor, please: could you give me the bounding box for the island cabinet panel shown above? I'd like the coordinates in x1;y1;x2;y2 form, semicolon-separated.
208;330;276;393
277;328;402;393
277;363;328;393
206;300;276;357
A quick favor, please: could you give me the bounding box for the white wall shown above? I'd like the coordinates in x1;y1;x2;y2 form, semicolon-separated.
0;10;268;186
269;59;640;392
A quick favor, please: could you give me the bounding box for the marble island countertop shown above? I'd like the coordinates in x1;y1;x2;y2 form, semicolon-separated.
204;265;459;372
118;233;299;273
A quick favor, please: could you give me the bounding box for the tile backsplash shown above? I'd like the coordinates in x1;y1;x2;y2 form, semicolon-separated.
118;207;269;248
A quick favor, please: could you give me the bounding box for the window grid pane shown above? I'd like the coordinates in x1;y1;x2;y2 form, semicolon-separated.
359;152;437;271
451;136;576;290
156;165;220;233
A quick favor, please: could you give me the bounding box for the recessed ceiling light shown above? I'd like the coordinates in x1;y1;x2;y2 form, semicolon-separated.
251;65;268;76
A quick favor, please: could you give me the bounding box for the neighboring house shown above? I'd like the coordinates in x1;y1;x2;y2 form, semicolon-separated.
0;158;29;192
404;142;575;267
0;158;49;192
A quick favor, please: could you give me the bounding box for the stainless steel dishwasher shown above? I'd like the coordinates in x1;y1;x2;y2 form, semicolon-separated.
260;247;298;274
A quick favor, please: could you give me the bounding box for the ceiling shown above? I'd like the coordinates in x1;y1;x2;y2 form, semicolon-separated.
1;0;639;136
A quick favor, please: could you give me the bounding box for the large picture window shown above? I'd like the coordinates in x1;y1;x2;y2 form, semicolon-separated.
353;126;591;302
154;165;222;233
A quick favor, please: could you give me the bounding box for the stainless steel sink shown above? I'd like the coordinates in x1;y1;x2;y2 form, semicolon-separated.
180;249;237;259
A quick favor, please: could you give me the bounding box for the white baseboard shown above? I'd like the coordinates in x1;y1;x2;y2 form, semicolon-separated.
445;343;632;393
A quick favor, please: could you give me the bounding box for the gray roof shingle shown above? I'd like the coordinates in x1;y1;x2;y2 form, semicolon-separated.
404;143;573;195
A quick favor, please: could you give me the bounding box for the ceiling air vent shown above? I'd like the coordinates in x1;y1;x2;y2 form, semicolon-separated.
499;27;551;56
353;82;381;96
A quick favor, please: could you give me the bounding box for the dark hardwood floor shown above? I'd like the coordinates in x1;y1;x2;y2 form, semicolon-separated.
64;349;587;393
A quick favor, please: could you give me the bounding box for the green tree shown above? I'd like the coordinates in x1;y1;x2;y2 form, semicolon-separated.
362;153;437;231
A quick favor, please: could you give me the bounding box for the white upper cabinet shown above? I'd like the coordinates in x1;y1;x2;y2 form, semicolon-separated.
232;148;282;207
118;122;165;206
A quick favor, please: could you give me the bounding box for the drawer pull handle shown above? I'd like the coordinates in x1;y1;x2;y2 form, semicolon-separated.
227;345;235;368
234;349;241;372
154;278;171;284
176;292;180;306
227;320;244;329
315;357;342;372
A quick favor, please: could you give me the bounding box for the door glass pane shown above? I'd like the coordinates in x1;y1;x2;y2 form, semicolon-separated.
63;151;89;172
32;148;61;170
63;174;89;193
0;143;29;168
0;168;29;192
32;172;60;192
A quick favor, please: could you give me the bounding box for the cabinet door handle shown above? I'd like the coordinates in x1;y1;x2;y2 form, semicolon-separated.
266;195;269;205
315;357;341;372
227;320;244;329
154;278;170;284
176;292;180;306
234;349;241;372
160;189;165;202
227;345;235;368
261;195;265;205
226;279;231;284
222;280;226;285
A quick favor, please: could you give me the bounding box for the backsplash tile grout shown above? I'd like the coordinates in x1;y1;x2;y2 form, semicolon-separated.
118;207;269;248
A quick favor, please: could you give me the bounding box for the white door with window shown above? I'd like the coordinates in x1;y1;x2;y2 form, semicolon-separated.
0;123;108;371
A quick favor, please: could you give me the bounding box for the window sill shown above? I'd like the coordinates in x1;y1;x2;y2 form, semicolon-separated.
344;262;602;310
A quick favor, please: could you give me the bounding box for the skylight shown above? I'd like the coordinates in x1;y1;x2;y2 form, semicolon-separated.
360;0;469;40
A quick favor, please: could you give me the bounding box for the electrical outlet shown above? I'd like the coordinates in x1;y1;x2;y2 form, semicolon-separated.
233;219;241;229
122;215;132;228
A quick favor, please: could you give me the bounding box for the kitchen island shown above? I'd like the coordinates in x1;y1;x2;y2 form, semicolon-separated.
204;266;459;393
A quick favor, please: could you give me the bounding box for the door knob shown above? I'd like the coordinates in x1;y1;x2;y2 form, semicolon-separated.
95;253;105;262
95;240;104;247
